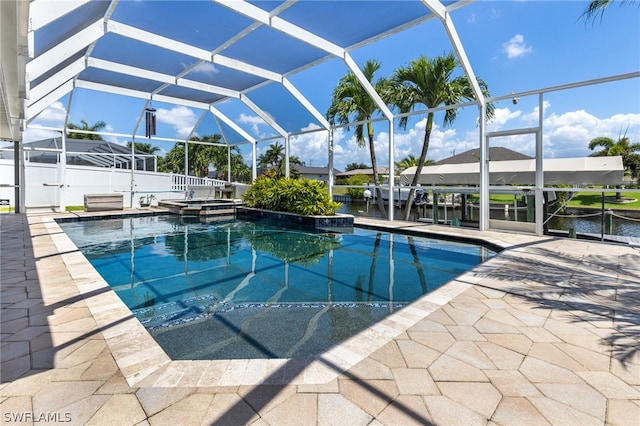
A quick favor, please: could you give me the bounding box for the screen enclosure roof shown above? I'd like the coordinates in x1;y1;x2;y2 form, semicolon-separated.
2;0;472;144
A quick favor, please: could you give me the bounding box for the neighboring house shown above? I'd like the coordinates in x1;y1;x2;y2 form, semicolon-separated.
1;137;157;171
335;167;390;183
435;147;532;165
292;165;342;184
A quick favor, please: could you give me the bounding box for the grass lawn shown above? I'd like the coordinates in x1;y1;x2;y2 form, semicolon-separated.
566;192;640;210
454;191;640;210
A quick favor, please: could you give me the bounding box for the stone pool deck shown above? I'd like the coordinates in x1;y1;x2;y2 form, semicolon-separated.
1;210;639;425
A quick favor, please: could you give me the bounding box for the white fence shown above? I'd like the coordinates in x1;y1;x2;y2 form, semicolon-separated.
0;159;225;209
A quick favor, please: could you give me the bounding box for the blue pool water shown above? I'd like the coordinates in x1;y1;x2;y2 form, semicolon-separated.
60;215;496;360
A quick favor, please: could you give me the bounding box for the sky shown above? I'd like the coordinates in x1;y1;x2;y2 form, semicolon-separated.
22;0;640;173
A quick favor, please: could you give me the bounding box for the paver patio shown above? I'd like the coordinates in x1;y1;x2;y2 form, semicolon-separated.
1;211;639;425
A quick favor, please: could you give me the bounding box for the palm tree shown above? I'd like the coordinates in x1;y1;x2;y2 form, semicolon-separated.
395;154;435;172
589;135;640;190
66;119;107;140
258;142;285;169
257;142;304;178
391;53;494;220
327;59;391;216
581;0;637;22
126;141;160;154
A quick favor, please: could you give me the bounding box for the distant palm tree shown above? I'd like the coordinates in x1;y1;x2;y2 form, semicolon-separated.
257;142;303;178
391;53;494;220
395;154;435;172
258;142;285;169
327;59;391;216
589;135;640;179
66;119;106;140
581;0;638;22
126;141;160;154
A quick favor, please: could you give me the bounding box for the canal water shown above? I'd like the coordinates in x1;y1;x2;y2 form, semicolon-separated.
337;202;640;238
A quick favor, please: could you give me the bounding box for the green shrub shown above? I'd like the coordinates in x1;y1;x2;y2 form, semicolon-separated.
243;175;341;216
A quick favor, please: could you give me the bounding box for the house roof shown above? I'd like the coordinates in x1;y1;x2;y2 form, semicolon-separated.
336;167;390;177
294;165;342;175
435;147;533;165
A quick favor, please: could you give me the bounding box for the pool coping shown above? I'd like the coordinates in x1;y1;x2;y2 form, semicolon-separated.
45;209;513;388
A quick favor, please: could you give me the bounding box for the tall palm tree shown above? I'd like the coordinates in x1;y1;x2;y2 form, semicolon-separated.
391;53;494;220
327;59;391;216
66;119;107;140
589;135;640;179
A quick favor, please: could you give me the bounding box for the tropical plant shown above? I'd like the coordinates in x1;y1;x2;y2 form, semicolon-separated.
159;134;249;180
66;120;107;140
242;174;340;216
257;142;304;178
581;0;638;22
390;52;494;220
327;59;392;216
126;141;160;154
344;162;370;171
395;154;435;172
588;135;640;179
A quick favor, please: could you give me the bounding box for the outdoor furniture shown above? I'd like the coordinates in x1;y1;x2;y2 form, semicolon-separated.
84;193;124;212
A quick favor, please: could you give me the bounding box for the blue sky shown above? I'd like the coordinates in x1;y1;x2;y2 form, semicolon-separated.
24;0;640;172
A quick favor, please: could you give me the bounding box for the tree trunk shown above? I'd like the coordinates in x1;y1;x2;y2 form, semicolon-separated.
403;114;434;221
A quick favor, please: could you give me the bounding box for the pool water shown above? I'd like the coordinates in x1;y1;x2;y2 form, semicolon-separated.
60;215;495;360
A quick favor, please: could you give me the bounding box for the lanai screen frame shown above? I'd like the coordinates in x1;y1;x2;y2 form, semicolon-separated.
11;0;488;221
9;1;635;236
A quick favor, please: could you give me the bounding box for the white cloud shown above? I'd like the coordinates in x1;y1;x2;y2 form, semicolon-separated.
156;105;198;139
543;110;640;158
502;34;532;59
22;125;61;143
290;123;330;166
487;107;522;130
189;62;219;75
238;113;269;137
32;101;67;125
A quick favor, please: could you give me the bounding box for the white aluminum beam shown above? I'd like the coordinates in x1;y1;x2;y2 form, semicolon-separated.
26;19;104;81
209;106;256;143
87;57;242;98
177;78;241;99
74;80;211;111
343;54;394;121
106;20;211;61
282;78;330;129
107;20;281;82
26;80;74;123
87;57;174;85
29;0;92;32
213;0;344;58
28;57;86;107
74;80;151;100
240;94;288;137
212;55;281;82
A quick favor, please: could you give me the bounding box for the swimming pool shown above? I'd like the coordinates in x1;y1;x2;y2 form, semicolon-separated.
60;215;496;360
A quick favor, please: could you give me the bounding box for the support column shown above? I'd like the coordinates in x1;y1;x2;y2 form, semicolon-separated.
478;104;489;231
535;93;544;236
328;129;334;197
388;119;395;221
